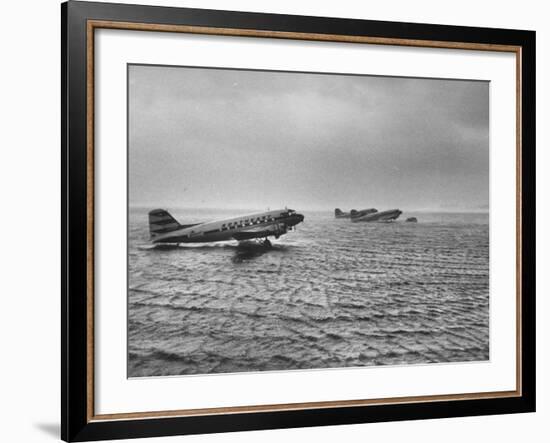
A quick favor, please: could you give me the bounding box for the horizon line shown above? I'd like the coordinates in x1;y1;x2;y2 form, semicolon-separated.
128;204;490;214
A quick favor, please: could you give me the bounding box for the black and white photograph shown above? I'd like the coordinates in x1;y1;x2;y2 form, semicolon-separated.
127;64;490;378
1;0;543;440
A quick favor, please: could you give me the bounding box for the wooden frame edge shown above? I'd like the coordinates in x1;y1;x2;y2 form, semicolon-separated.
84;18;525;424
90;390;521;422
89;19;522;52
86;19;95;423
515;46;523;397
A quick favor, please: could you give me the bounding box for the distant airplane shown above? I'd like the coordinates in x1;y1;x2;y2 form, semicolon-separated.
148;208;304;247
334;207;402;222
334;208;350;218
351;209;402;222
334;208;377;219
350;208;378;219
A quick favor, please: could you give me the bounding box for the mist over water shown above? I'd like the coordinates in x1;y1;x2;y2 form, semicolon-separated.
128;208;489;377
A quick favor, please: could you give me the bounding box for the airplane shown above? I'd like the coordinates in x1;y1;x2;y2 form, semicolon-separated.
351;208;402;222
350;208;378;219
148;208;305;247
334;208;378;218
334;208;350;218
334;208;377;219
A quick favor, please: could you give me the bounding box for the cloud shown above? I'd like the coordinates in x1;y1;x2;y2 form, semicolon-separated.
129;65;489;211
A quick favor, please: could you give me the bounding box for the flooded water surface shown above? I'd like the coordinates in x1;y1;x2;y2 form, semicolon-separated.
128;209;489;377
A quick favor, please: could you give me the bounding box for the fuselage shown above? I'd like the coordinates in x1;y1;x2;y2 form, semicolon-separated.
350;208;378;219
351;209;402;222
151;209;304;244
334;208;350;218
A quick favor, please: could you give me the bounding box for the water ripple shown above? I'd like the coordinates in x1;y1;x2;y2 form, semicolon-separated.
128;209;489;377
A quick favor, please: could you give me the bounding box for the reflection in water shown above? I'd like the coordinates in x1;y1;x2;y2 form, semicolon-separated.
232;242;291;263
148;240;288;263
232;242;271;263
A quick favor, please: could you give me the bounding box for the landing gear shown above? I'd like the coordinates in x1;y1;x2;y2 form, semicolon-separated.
261;238;272;249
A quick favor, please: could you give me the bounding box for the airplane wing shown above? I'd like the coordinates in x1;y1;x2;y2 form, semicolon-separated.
232;223;287;241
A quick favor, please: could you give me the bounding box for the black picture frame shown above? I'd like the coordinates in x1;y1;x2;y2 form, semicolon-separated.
62;1;536;441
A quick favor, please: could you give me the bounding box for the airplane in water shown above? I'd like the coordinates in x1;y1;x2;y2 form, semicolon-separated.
148;208;305;247
351;208;402;222
334;208;377;219
334;208;351;218
334;207;402;222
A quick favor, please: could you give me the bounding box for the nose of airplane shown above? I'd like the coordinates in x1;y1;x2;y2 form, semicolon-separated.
288;213;304;226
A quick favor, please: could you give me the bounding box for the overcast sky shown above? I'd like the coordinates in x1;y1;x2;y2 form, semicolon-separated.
128;64;489;212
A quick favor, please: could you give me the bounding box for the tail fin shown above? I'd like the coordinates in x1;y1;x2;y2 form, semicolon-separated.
148;209;181;239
